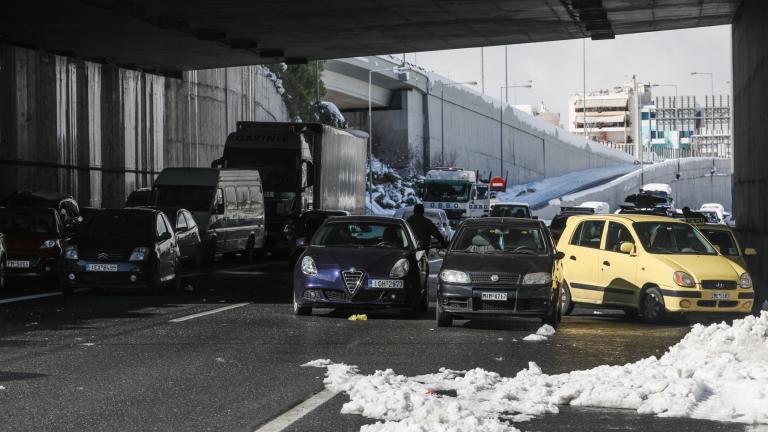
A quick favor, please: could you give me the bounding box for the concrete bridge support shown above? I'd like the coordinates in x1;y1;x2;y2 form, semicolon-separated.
733;0;768;289
0;44;288;208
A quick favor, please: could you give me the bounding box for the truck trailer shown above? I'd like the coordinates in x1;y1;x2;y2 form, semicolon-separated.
212;122;367;254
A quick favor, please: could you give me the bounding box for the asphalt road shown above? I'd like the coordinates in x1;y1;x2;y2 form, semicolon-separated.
0;258;761;432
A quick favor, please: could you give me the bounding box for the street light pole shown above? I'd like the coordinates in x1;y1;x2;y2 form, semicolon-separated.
440;81;478;166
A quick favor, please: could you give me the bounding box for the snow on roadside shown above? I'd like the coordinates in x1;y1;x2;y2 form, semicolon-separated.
306;314;768;431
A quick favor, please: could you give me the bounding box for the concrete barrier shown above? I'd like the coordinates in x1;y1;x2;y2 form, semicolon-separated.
533;158;733;220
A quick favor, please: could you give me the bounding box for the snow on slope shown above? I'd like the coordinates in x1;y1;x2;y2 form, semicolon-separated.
305;313;768;431
497;164;637;210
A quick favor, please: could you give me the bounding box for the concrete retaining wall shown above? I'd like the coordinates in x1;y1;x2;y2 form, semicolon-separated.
425;83;635;184
0;44;289;208
533;158;733;220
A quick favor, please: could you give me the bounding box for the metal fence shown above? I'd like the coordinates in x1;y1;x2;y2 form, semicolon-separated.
602;142;732;161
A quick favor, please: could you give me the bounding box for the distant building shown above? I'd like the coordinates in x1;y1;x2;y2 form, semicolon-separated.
568;82;652;152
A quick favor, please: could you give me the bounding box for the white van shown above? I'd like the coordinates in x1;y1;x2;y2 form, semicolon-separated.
150;168;266;262
578;201;610;214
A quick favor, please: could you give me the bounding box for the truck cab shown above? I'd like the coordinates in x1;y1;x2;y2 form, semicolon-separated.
421;168;490;225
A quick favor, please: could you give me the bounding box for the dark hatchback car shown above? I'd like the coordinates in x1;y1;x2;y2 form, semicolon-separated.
144;207;203;267
0;207;64;283
436;217;563;328
292;216;429;316
61;208;181;294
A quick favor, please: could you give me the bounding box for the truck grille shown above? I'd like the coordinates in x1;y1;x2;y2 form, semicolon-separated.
701;280;737;290
341;270;364;296
469;272;521;285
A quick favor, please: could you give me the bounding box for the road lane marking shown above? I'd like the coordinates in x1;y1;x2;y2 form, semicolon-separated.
0;288;89;305
253;388;339;432
169;302;250;323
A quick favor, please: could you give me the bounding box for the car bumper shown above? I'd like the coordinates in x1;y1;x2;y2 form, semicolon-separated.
437;282;554;317
660;287;755;313
294;274;420;309
61;260;154;289
6;255;58;279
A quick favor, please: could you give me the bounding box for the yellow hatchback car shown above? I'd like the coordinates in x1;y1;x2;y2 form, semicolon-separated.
556;214;755;323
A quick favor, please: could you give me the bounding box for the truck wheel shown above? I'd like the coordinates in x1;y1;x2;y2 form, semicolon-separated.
561;281;575;316
436;303;452;327
293;297;311;316
640;287;665;324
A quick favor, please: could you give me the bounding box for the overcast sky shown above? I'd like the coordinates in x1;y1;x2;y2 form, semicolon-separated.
399;25;732;123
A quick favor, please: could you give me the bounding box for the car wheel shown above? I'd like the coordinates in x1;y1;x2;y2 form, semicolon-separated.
150;263;164;295
418;290;429;312
640;287;665;324
561;281;575;316
436;303;452;327
293;297;311;316
204;239;217;265
170;260;182;292
191;245;203;268
541;300;559;329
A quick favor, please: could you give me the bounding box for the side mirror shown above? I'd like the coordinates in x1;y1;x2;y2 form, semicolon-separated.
745;247;757;256
619;242;635;254
554;251;565;260
296;237;309;248
158;231;172;242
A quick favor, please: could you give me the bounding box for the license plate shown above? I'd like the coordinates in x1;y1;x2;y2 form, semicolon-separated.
481;292;508;301
86;264;118;272
712;292;730;300
7;260;30;268
368;279;404;289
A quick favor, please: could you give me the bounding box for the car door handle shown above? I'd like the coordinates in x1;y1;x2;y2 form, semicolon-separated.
602;261;610;267
569;255;577;261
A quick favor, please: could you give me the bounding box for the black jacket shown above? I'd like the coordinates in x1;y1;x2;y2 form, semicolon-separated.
406;214;446;246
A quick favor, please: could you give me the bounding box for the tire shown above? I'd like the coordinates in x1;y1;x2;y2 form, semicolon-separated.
293;297;311;316
436;303;452;327
170;260;182;292
191;245;203;268
204;239;217;265
640;287;666;324
150;262;164;295
418;290;429;312
561;281;575;316
541;303;560;329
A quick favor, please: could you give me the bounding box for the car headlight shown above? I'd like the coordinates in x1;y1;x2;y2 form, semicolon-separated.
64;246;79;260
129;247;149;262
389;259;410;278
673;271;696;288
522;272;552;285
439;269;470;284
740;272;752;289
40;239;58;249
301;256;317;276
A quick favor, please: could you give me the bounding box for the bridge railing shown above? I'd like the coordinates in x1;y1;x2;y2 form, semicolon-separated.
600;142;732;161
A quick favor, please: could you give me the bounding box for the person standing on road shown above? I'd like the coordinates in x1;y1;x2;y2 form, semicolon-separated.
407;204;447;250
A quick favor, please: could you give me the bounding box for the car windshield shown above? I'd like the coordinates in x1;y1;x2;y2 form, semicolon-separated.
451;225;547;254
423;181;470;202
491;205;530;218
633;222;716;255
311;222;409;248
85;212;153;243
152;186;214;212
699;228;739;257
0;208;58;234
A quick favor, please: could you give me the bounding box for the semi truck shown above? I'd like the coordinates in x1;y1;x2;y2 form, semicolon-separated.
421;167;490;225
212;121;367;254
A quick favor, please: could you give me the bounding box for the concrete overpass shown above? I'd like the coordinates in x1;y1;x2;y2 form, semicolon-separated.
1;1;739;72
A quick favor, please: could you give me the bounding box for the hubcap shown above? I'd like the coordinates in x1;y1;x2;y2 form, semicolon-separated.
645;294;661;318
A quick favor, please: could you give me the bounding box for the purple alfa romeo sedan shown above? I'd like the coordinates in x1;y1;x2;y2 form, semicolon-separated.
292;216;429;317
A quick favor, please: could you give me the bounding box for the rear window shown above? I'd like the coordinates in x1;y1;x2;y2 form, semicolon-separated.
490;205;530;218
0;208;59;234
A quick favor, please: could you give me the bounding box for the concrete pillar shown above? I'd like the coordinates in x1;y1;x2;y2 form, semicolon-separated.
733;0;768;287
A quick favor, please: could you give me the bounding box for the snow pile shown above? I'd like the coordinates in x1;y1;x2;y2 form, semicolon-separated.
306;314;768;430
522;324;556;342
315;101;347;129
367;157;421;213
257;65;285;95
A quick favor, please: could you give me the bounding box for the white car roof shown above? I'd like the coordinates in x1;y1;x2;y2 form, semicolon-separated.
494;201;529;207
641;183;673;195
